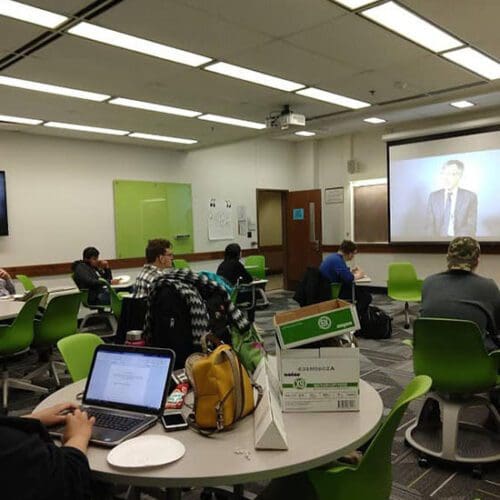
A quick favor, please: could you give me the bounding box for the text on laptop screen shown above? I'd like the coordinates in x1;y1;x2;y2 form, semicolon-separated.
86;351;171;410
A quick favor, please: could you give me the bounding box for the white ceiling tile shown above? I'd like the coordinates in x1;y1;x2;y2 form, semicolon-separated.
0;18;45;52
21;1;95;16
176;0;347;37
231;40;357;88
93;0;271;60
286;12;430;71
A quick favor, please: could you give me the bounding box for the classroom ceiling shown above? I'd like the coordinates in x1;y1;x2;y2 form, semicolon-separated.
0;0;499;150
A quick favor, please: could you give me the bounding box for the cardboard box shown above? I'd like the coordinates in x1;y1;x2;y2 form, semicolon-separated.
274;299;360;349
277;346;359;412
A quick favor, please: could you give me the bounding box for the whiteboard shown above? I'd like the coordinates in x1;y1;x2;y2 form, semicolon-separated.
208;199;234;240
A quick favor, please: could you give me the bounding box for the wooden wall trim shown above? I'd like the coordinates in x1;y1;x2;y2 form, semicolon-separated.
4;248;261;278
322;243;500;254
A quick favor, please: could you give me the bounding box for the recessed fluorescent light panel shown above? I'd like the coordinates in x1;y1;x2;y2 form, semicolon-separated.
109;97;201;118
442;47;500;80
129;132;197;145
43;121;129;136
198;113;266;130
297;87;370;109
450;100;475;109
68;22;211;67
0;114;42;125
0;0;68;28
363;117;386;124
362;1;463;53
204;62;305;92
334;0;378;9
295;131;316;137
0;75;110;101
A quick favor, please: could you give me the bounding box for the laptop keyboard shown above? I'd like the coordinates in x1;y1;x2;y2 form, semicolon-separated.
86;409;144;432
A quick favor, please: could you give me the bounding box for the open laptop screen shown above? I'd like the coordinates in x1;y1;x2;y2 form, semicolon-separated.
83;346;174;414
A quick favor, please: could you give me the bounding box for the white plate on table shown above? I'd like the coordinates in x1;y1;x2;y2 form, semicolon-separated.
114;275;130;284
107;435;185;468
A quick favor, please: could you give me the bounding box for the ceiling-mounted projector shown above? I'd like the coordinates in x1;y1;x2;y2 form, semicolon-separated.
266;105;306;130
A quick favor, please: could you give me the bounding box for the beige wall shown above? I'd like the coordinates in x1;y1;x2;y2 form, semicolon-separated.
258;191;283;246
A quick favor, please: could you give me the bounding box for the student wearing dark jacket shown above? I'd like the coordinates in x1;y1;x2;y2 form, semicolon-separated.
0;403;95;500
71;247;120;305
217;243;255;321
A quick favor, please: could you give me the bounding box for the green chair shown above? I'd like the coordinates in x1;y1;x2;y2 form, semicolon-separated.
57;333;104;382
308;375;432;500
331;282;341;299
71;274;116;336
244;255;266;280
24;292;82;387
173;259;190;269
16;274;35;292
0;295;48;410
405;318;500;468
99;278;123;319
387;262;423;329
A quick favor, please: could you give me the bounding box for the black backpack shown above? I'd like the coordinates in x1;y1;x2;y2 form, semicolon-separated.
358;306;392;339
148;284;195;369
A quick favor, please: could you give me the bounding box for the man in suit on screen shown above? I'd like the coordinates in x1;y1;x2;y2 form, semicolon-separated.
426;159;477;238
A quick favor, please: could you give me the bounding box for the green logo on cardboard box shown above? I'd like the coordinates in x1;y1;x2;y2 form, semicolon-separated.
294;377;306;390
318;315;332;330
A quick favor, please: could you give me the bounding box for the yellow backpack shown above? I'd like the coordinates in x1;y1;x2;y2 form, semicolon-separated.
185;343;262;432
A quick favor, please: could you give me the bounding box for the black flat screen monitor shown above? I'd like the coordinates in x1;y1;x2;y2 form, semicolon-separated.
0;172;8;236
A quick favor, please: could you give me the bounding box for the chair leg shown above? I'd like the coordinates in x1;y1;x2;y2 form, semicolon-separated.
9;378;49;394
439;398;461;460
404;302;410;329
24;363;50;382
50;361;61;387
2;371;8;409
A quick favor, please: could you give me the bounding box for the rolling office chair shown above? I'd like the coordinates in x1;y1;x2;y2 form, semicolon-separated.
405;318;500;477
57;333;104;382
16;274;35;292
244;255;269;308
387;262;422;329
173;259;190;269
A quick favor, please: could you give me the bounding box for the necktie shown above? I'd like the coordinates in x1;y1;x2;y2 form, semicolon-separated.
444;191;452;232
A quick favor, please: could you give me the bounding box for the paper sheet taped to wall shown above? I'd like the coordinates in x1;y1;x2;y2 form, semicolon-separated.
208;198;234;240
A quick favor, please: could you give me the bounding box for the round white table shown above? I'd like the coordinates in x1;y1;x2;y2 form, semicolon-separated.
0;298;24;320
36;378;383;495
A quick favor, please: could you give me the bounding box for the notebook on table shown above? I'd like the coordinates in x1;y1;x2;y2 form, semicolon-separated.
50;344;175;447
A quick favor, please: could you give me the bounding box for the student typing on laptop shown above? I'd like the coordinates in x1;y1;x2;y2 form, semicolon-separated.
0;402;95;500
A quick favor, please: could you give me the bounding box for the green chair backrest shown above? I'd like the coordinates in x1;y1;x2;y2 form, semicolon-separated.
413;318;497;393
57;333;104;382
16;274;35;292
98;279;122;318
309;375;432;500
244;255;266;280
387;262;419;296
33;292;82;346
0;295;44;355
173;259;190;269
331;282;341;299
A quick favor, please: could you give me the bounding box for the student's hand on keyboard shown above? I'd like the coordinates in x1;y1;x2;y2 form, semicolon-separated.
24;402;78;427
62;409;96;454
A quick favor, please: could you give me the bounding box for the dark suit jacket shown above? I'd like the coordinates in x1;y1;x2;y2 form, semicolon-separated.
426;188;477;237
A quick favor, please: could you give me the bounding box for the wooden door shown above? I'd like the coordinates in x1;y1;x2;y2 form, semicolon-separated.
285;189;322;291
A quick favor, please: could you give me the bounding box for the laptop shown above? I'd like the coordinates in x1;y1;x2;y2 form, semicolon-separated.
51;344;175;447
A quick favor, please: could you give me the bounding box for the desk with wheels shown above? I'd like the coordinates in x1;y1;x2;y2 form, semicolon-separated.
35;377;383;499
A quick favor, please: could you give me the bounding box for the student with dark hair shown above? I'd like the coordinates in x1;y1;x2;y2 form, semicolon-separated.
0;402;95;500
133;239;173;298
71;247;120;305
217;243;255;321
319;239;372;319
0;268;15;297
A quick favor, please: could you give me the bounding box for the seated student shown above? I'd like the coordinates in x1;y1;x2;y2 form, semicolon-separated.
0;403;95;500
0;268;15;296
421;236;500;352
217;243;255;322
133;238;173;299
319;240;372;319
71;247;120;306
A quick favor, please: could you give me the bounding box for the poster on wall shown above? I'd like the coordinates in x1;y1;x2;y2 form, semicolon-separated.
208;198;234;240
325;187;344;204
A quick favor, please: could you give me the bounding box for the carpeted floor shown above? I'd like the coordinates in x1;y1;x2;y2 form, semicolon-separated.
5;290;500;499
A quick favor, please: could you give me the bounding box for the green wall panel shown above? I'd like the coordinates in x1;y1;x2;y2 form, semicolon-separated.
114;180;194;258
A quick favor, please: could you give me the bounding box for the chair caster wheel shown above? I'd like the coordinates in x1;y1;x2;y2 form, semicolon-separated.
418;456;430;468
404;438;411;448
472;465;483;479
404;323;410;329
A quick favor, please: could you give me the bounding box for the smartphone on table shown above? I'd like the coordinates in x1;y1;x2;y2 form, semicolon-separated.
161;412;188;431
